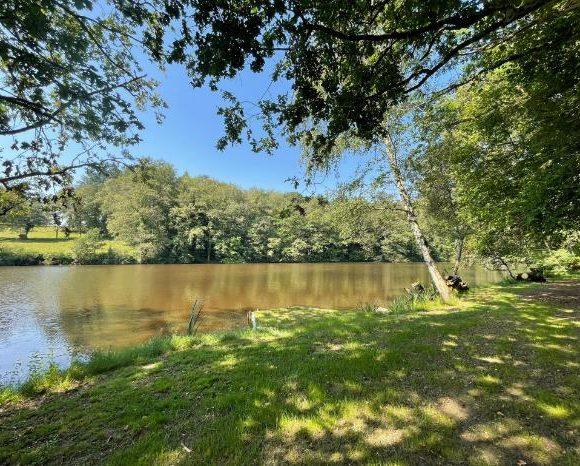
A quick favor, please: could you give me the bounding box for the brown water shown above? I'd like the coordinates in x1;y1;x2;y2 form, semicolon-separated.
0;263;501;383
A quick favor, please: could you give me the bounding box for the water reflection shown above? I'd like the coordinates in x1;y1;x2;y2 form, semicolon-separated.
0;263;501;382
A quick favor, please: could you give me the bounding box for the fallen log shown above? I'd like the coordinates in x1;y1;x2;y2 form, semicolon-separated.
516;268;546;282
445;275;469;292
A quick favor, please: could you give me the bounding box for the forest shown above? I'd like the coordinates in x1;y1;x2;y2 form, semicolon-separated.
2;159;456;265
3;143;578;272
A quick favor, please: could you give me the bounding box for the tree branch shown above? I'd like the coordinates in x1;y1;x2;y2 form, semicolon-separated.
0;75;146;136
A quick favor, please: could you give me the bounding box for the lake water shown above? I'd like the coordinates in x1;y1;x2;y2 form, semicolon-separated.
0;263;501;383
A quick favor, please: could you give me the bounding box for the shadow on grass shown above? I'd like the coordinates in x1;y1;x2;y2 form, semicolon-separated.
0;237;74;244
0;292;578;465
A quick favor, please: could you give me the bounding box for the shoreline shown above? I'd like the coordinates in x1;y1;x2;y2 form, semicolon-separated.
1;276;578;464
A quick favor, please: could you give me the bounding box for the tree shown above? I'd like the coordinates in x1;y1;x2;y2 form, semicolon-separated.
66;165;120;234
0;0;163;205
127;0;557;155
71;228;104;264
410;112;473;275
412;2;580;264
383;127;451;300
99;160;178;262
4;199;48;238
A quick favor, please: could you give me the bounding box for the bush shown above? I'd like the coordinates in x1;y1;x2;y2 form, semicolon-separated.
42;254;74;265
538;249;580;276
71;229;104;264
0;249;43;265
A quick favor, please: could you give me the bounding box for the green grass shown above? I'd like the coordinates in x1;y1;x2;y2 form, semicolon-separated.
0;279;578;465
0;226;135;262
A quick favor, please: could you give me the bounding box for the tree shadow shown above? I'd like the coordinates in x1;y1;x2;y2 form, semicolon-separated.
0;237;73;244
0;299;578;465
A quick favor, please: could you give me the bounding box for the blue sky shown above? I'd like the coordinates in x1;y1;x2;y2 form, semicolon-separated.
134;62;359;193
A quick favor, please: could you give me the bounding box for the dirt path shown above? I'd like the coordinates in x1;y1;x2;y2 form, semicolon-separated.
516;279;580;311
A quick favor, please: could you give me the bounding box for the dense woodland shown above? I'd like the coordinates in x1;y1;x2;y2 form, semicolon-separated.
3;161;453;264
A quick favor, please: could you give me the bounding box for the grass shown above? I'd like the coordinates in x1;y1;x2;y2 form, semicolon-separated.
0;226;136;263
0;278;578;465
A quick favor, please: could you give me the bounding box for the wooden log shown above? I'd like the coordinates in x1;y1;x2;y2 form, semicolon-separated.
516;269;546;282
445;275;469;292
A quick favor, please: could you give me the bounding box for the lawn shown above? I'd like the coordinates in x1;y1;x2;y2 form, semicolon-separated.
0;279;578;465
0;226;135;260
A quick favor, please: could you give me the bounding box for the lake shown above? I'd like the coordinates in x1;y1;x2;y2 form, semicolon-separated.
0;263;501;383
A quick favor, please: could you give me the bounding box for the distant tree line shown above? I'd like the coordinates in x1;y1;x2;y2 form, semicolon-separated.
57;160;451;264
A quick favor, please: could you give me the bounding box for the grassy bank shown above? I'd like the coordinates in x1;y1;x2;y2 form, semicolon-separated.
1;279;578;465
0;227;136;265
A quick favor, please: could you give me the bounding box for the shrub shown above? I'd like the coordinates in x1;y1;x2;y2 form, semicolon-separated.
71;229;104;264
388;285;440;314
19;364;76;396
0;249;43;265
355;302;380;312
42;254;74;265
538;249;580;276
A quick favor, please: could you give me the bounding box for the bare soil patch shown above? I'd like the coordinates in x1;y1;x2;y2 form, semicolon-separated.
516;280;580;311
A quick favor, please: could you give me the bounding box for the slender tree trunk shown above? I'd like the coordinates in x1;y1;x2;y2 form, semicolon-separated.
452;236;465;275
207;235;211;263
384;134;451;301
22;223;33;239
496;255;516;279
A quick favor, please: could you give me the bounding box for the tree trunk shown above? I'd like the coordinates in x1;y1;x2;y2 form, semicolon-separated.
452;236;465;275
22;223;33;239
496;255;516;279
384;134;451;302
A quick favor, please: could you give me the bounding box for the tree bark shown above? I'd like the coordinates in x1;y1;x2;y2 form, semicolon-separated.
384;133;451;301
452;236;465;275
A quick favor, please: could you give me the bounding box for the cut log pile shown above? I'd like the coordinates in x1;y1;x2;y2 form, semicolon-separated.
445;275;469;292
516;268;546;283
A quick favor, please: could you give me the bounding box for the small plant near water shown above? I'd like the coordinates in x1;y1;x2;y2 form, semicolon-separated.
354;301;381;313
357;284;445;315
187;299;205;335
388;285;438;314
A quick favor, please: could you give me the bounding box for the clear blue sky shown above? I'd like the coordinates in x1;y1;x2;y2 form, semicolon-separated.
134;62;359;193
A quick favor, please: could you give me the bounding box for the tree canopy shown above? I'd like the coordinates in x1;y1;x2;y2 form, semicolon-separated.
129;0;565;159
66;160;445;264
0;0;163;205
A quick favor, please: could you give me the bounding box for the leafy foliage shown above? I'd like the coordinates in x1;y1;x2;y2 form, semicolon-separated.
125;0;563;160
2;199;48;237
0;0;163;203
99;160;177;262
70;160;448;264
411;3;579;262
70;228;103;264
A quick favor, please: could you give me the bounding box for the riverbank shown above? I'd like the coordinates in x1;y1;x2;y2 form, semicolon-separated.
1;278;578;464
0;227;137;265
